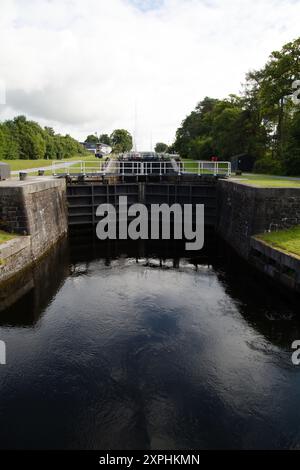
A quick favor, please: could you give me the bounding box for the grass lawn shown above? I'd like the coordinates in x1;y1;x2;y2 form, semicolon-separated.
257;226;300;257
2;154;92;172
52;156;110;175
181;159;229;174
181;159;300;186
0;230;17;245
231;173;300;188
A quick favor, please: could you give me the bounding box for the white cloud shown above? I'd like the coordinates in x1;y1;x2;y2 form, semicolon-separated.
0;0;300;149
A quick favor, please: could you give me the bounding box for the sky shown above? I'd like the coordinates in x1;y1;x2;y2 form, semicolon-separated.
0;0;300;150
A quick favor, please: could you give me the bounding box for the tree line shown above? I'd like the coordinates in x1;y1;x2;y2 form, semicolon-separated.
0;115;86;160
172;37;300;175
85;129;133;153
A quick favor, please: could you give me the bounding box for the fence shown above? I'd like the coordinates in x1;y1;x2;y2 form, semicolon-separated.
52;160;231;177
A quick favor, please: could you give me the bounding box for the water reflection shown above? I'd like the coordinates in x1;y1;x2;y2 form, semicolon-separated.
0;233;299;449
0;238;70;326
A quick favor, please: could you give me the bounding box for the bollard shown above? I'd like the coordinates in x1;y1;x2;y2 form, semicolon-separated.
38;169;45;176
19;172;28;181
0;162;10;180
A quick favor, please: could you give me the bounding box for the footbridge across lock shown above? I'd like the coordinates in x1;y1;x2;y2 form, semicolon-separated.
54;155;231;229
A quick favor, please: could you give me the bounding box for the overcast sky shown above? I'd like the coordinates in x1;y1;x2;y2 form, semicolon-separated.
0;0;300;149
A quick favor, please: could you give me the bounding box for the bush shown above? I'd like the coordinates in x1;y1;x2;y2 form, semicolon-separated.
0;116;84;160
189;136;214;160
253;155;283;175
282;150;300;176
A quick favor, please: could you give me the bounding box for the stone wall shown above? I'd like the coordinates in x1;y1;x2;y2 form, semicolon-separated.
0;237;69;315
0;177;68;261
0;186;28;234
0;236;32;284
217;180;300;259
0;177;68;284
250;237;300;294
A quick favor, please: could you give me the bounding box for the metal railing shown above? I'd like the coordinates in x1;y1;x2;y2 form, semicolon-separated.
52;160;231;177
178;161;231;176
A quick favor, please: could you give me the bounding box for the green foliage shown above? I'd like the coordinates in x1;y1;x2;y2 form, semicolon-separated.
99;134;111;146
253;154;283;175
257;225;300;257
0;116;85;161
0;230;17;245
174;95;266;161
173;37;300;175
110;129;133;153
155;142;168;153
281;109;300;175
85;134;98;144
189;136;214;160
0;124;19;160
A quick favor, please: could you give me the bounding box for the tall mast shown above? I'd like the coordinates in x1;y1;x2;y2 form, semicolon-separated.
134;101;138;152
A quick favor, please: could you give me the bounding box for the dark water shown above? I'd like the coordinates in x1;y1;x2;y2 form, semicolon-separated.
0;234;300;450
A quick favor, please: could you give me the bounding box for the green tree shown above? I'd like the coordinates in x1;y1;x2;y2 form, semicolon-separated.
0;115;85;161
281;109;300;174
85;134;99;144
0;124;19;160
155;142;168;153
99;134;111;146
246;38;300;162
174;96;262;161
189;136;214;160
110;129;133;153
174;97;219;158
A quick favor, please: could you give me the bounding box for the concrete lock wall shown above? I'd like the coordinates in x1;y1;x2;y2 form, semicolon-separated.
217;180;300;259
250;237;300;294
1;175;300;293
217;180;300;294
0;236;32;284
0;177;68;284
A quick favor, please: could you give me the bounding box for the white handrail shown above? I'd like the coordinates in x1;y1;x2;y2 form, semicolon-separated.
51;160;231;177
